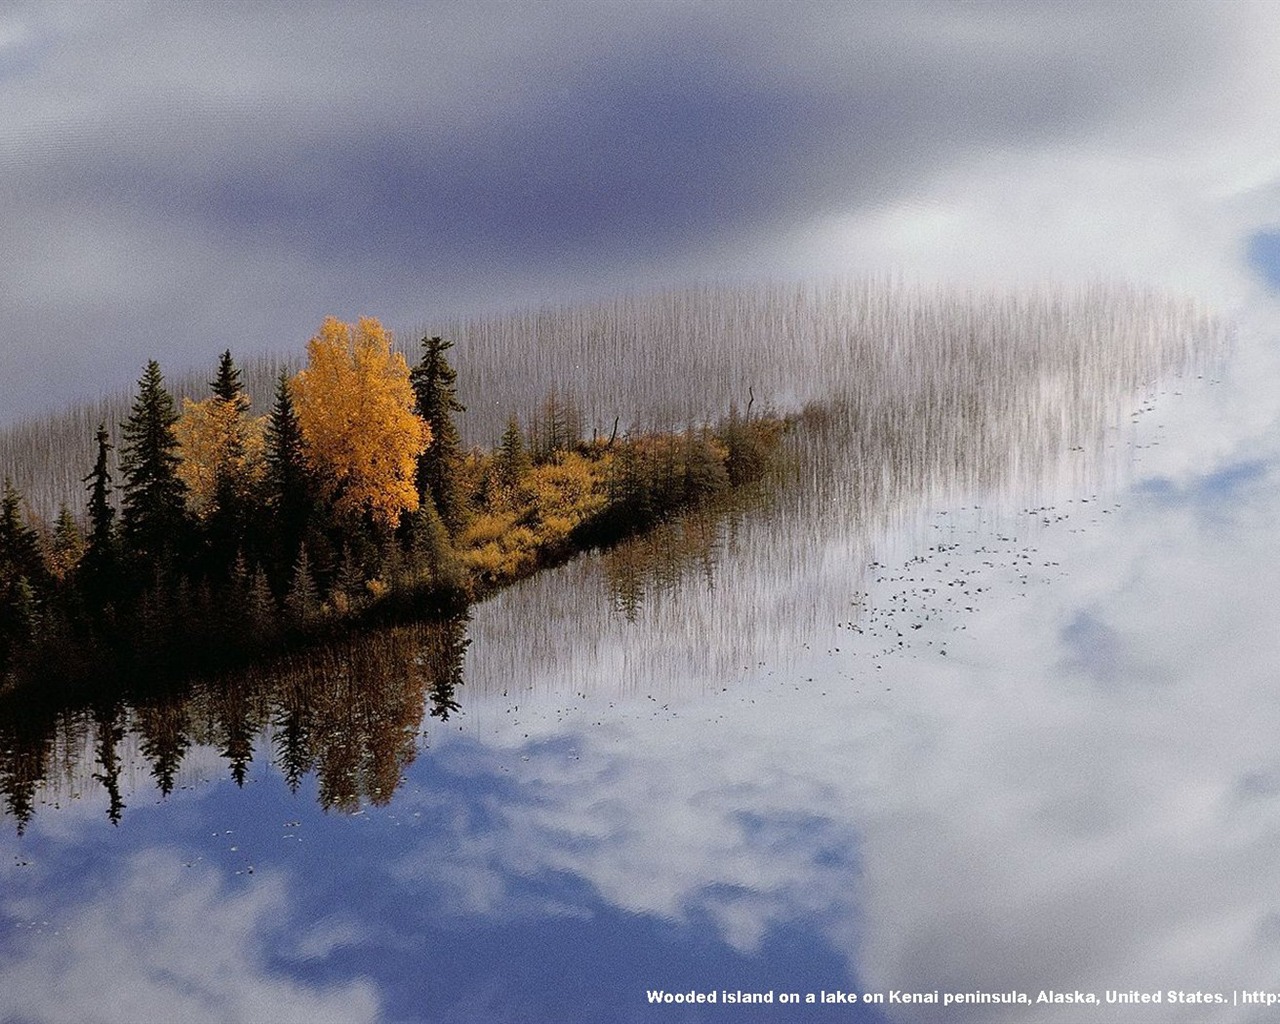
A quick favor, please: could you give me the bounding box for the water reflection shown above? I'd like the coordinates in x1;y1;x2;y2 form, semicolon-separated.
0;616;468;830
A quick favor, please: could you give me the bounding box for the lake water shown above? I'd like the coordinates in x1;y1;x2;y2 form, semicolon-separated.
3;287;1278;1022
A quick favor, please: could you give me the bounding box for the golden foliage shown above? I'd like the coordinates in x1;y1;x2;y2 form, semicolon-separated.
454;450;614;584
458;507;519;548
292;317;431;528
176;396;266;516
525;451;610;544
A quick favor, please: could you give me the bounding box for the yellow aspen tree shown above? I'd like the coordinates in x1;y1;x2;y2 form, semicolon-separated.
292;316;431;528
176;396;266;516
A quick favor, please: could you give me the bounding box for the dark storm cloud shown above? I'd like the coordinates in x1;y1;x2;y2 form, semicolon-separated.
0;0;1232;421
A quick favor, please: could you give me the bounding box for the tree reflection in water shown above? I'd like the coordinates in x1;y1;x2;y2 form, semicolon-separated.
0;614;469;829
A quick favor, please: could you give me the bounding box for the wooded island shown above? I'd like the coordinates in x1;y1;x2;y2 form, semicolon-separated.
0;317;781;691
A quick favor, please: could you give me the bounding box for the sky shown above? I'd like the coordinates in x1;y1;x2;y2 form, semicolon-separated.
4;0;1280;424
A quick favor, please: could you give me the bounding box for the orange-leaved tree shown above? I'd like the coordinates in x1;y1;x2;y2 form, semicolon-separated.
291;316;430;528
175;395;265;517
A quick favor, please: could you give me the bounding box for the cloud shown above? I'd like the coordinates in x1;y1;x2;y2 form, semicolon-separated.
2;1;1275;423
0;850;380;1024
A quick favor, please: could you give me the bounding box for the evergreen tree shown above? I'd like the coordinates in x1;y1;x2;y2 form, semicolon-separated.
272;704;311;794
245;565;279;643
407;497;461;591
409;335;467;533
0;575;38;659
528;388;584;462
204;350;253;575
0;479;43;584
210;349;247;406
79;424;119;611
119;361;189;565
494;416;531;497
264;371;311;578
284;544;322;626
0;480;47;662
681;428;729;502
218;551;252;642
607;437;651;526
330;547;366;614
50;503;84;580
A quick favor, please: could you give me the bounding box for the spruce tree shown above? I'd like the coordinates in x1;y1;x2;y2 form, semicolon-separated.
51;504;83;580
0;479;42;584
204;351;252;576
119;361;189;565
79;424;119;610
264;371;310;579
407;497;461;591
284;544;321;626
494;416;531;496
409;335;466;534
210;349;247;406
245;565;279;643
0;480;47;662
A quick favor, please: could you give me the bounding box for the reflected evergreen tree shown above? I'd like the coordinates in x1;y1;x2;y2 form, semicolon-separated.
601;513;726;618
217;684;254;787
91;701;127;825
272;704;311;794
279;621;466;810
604;544;645;622
135;697;190;797
0;715;47;836
424;613;469;721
